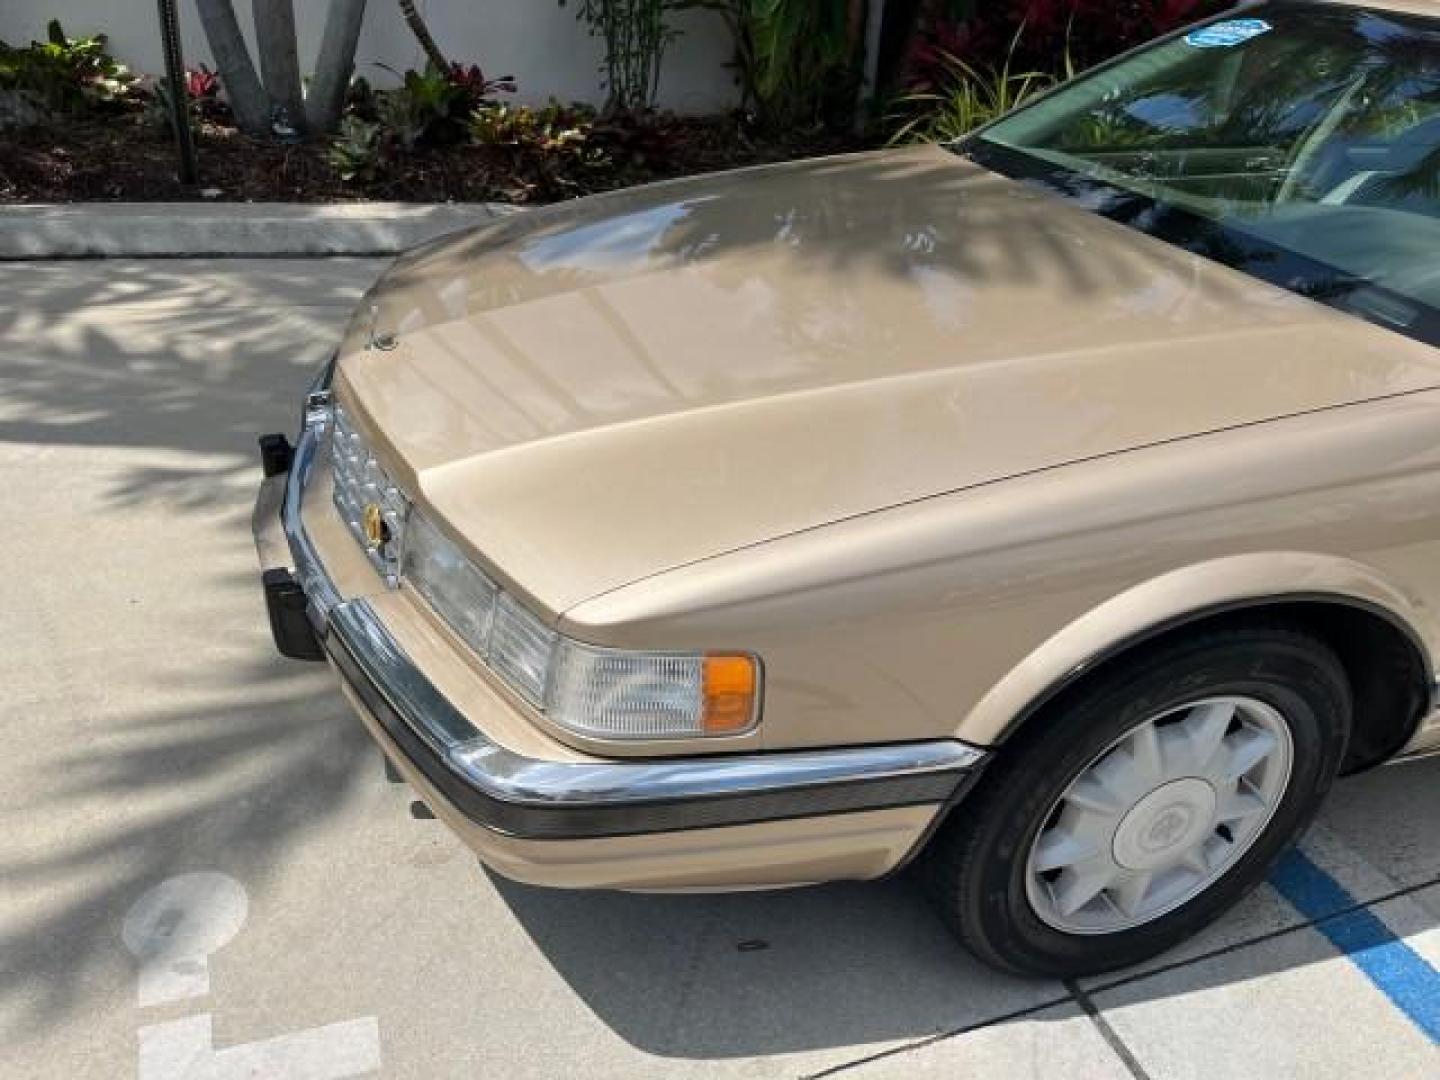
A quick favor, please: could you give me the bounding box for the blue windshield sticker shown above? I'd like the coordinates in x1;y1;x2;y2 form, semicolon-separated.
1184;19;1272;48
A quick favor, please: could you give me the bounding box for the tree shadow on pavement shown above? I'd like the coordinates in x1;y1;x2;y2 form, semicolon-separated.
489;755;1440;1062
0;661;380;1038
4;228;1438;1068
0;257;385;1042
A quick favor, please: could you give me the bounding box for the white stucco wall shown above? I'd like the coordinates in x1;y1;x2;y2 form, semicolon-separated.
0;1;739;113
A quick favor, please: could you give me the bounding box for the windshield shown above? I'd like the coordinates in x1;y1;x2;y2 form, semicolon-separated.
968;2;1440;346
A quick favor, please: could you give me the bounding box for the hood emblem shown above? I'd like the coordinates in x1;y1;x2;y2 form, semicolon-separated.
363;503;389;550
364;303;399;351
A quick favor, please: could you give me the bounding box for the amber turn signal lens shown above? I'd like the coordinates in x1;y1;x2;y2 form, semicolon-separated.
702;655;758;734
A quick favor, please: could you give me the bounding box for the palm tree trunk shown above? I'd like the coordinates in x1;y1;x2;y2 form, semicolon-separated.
254;0;307;136
307;0;370;135
398;0;449;72
193;0;270;136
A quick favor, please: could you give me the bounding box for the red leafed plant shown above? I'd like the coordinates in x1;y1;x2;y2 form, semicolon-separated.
185;63;219;102
181;62;232;122
907;0;1226;91
447;63;517;111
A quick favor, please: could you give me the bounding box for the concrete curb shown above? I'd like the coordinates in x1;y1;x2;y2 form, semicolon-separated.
0;201;520;259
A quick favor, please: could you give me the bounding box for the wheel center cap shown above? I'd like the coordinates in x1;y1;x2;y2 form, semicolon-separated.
1112;778;1217;871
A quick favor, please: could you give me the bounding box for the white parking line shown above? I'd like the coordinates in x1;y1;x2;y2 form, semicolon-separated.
138;1014;382;1080
125;873;382;1079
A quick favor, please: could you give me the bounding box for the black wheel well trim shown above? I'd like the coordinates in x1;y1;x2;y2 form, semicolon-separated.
878;756;990;880
890;590;1433;877
992;591;1434;768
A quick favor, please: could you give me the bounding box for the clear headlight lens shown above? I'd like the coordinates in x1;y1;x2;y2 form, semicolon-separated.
403;512;498;653
400;511;758;739
547;646;758;739
548;646;703;738
488;593;557;707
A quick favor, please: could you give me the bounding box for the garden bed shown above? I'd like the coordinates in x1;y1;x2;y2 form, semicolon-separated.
0;112;866;204
0;3;1227;207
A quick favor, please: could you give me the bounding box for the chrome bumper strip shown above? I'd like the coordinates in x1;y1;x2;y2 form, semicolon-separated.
326;600;983;838
283;416;342;634
276;396;986;840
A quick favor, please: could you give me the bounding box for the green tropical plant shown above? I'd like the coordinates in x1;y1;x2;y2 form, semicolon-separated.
694;0;861;129
560;0;682;113
470;100;597;151
470;99;620;197
887;25;1056;144
374;62;475;149
326;114;383;180
0;19;136;119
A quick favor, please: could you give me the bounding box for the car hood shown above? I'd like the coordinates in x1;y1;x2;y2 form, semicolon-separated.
335;145;1440;616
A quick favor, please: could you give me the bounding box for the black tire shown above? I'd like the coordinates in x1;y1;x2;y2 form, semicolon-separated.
923;621;1351;978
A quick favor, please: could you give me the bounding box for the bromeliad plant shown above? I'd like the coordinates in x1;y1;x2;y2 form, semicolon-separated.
325;61;518;181
374;63;470;149
142;61;231;135
370;61;517;150
186;64;220;103
184;63;231;123
449;64;519;108
327;114;385;181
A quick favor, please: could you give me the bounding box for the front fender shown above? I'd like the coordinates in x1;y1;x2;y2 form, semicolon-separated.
958;552;1438;747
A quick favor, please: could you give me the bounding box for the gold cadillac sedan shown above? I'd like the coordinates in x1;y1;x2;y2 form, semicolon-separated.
254;0;1440;976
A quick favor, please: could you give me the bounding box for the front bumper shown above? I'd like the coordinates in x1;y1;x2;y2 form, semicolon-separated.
253;392;986;880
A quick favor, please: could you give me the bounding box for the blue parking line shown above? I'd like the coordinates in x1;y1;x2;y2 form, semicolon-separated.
1270;849;1440;1044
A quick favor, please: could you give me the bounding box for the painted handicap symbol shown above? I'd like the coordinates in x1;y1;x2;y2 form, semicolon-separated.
124;873;382;1079
138;1015;382;1080
122;872;248;1007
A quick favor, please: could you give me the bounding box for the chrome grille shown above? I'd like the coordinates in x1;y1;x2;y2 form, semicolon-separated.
330;403;408;585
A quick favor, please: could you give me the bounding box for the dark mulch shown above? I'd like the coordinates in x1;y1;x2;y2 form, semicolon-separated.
0;112;868;204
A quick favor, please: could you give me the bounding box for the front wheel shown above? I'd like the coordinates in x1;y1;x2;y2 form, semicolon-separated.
925;623;1350;977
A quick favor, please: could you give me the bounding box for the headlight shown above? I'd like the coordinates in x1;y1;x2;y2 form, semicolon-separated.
401;511;759;739
403;512;498;654
488;593;557;707
548;644;756;739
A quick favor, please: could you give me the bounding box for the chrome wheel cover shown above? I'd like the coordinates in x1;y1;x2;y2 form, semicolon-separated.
1024;696;1294;935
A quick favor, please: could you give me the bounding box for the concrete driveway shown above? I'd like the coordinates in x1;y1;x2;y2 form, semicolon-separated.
2;257;1436;1079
